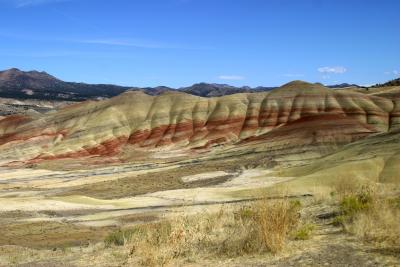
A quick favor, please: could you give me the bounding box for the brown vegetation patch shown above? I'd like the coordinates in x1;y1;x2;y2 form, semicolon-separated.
53;164;238;199
0;221;115;249
102;198;301;266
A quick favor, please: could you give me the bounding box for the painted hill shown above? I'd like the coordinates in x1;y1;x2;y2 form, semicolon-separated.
0;81;397;166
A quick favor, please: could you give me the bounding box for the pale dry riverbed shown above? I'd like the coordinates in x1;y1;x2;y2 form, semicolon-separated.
0;159;295;253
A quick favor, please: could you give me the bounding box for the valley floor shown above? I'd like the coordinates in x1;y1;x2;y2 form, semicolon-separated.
1;196;399;267
0;155;399;266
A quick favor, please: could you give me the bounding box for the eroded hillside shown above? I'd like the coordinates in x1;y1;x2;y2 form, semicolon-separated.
0;81;398;167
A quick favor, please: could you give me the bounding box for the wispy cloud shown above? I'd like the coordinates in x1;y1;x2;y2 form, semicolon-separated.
318;66;347;74
80;39;171;49
385;70;399;75
218;75;245;81
76;38;211;50
283;73;304;78
10;0;69;8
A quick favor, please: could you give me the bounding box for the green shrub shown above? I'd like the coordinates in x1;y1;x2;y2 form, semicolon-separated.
293;223;315;240
332;215;345;227
389;196;400;209
104;228;139;247
234;206;255;221
289;199;302;210
340;196;368;217
340;186;373;217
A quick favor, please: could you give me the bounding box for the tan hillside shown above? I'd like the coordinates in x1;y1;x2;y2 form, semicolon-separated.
0;82;397;166
277;127;400;187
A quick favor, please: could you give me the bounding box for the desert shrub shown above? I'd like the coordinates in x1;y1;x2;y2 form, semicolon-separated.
347;201;400;248
254;199;300;253
331;176;361;199
336;184;374;217
389;196;400;209
105;230;126;247
293;223;315;240
104;228;139;247
332;215;346;227
340;194;371;217
332;184;400;249
332;185;374;227
124;198;301;266
219;199;300;255
234;206;255;220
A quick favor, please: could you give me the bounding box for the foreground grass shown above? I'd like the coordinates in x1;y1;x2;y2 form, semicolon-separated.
104;198;301;266
1;176;399;267
332;178;400;251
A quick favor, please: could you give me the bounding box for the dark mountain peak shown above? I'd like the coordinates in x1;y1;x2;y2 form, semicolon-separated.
7;67;21;72
0;68;130;101
0;68;22;79
180;82;250;97
0;68;59;82
327;83;361;88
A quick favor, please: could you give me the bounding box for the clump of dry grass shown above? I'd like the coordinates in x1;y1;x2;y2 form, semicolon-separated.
104;198;301;266
292;223;315;240
349;202;400;247
331;181;400;250
254;199;300;253
331;176;363;199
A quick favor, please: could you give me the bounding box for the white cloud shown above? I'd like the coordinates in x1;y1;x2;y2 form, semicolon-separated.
218;75;245;81
318;66;347;74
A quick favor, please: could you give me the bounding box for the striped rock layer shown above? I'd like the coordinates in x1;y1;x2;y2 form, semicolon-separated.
0;81;398;165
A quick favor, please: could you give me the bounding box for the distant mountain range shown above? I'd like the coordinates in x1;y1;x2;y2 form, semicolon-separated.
0;68;369;101
0;68;277;101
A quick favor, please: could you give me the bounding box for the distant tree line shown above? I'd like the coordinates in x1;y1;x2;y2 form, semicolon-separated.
372;78;400;88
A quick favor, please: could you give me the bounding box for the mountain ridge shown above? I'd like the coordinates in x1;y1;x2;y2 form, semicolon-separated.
0;68;362;101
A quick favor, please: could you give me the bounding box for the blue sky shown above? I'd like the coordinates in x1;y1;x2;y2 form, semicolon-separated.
0;0;399;87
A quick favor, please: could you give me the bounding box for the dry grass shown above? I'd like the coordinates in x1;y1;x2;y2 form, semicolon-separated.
254;199;300;253
0;221;114;249
292;223;315;240
331;176;364;199
55;164;236;199
331;179;400;250
349;202;400;247
103;198;301;266
343;192;400;249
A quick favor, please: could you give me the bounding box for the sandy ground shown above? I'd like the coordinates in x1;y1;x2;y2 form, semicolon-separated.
0;165;291;227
